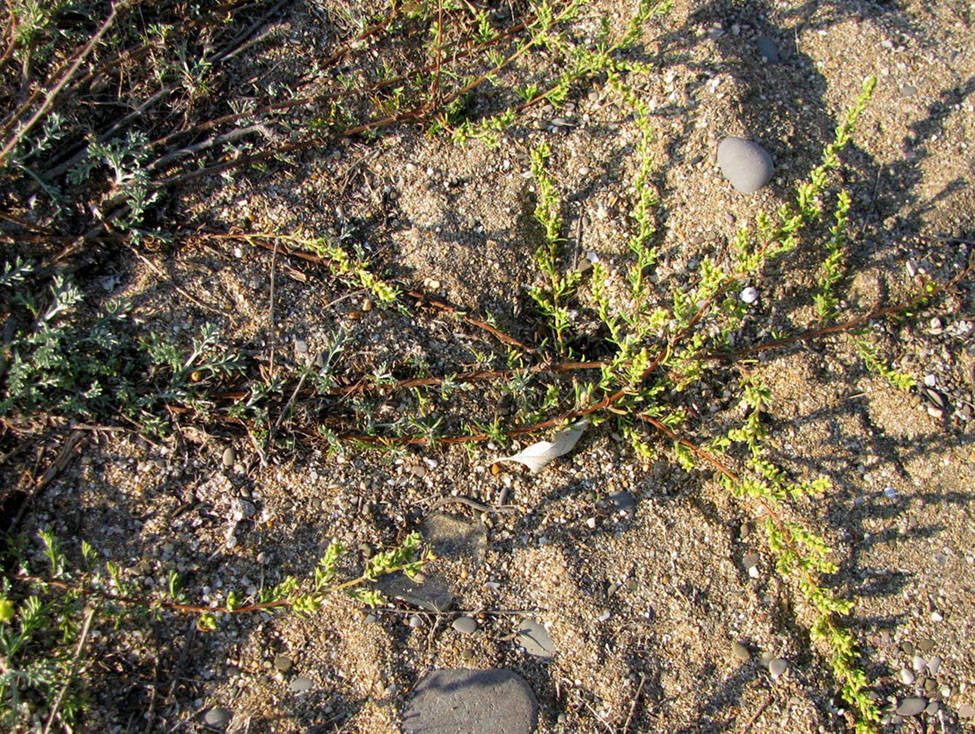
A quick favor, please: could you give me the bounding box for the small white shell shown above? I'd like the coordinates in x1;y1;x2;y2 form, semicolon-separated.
496;421;588;474
740;286;759;304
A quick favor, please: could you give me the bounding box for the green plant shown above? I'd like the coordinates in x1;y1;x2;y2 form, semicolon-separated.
0;273;142;420
528;141;581;354
854;337;916;392
0;533;90;730
0;1;968;730
814;189;853;320
1;529;431;725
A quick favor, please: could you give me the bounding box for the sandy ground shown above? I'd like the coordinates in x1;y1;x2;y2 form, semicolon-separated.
6;0;975;732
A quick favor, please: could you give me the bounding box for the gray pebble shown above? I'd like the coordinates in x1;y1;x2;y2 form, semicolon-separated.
221;447;235;468
768;658;788;681
899;84;918;97
900;668;915;685
363;613;378;624
717;137;774;193
927;655;941;676
289;676;313;693
204;707;232;728
516;620;556;658
742;553;760;569
918;638;934;654
452;616;478;635
756;35;780;63
923;677;937;694
901;641;915;656
408;614;423;628
731;641;751;661
273;654;293;673
609;491;636;516
295;338;309;354
924;700;940;715
896;697;927;717
958;704;975;719
913;655;926;673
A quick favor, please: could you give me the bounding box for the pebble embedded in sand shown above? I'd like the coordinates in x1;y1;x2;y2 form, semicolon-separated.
718;138;774;193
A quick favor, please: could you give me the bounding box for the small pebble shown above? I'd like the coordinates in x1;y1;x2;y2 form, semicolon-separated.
913;655;926;673
408;614;423;628
756;35;780;63
452;616;478;635
295;338;309;354
273;655;293;673
204;707;232;728
718;137;774;193
222;447;235;468
923;677;937;694
516;619;556;658
917;638;934;654
609;491;636;516
927;656;941;676
924;700;940;715
958;704;975;719
748;566;760;579
740;286;759;304
931;610;943;622
896;697;927;717
900;668;915;685
289;676;313;693
731;641;751;661
363;613;378;624
742;553;760;569
768;658;788;680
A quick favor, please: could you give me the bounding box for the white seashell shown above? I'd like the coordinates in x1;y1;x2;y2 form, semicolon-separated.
496;421;588;474
740;286;759;304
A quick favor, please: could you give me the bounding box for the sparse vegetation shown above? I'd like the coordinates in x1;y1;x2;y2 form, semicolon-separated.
1;1;972;732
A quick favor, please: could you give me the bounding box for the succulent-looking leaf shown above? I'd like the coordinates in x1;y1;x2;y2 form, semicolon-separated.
496;420;588;473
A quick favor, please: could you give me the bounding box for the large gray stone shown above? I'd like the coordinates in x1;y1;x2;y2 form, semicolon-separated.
718;137;774;193
402;668;538;734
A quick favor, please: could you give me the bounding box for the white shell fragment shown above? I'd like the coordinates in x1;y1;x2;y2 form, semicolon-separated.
740;286;759;304
496;421;588;474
